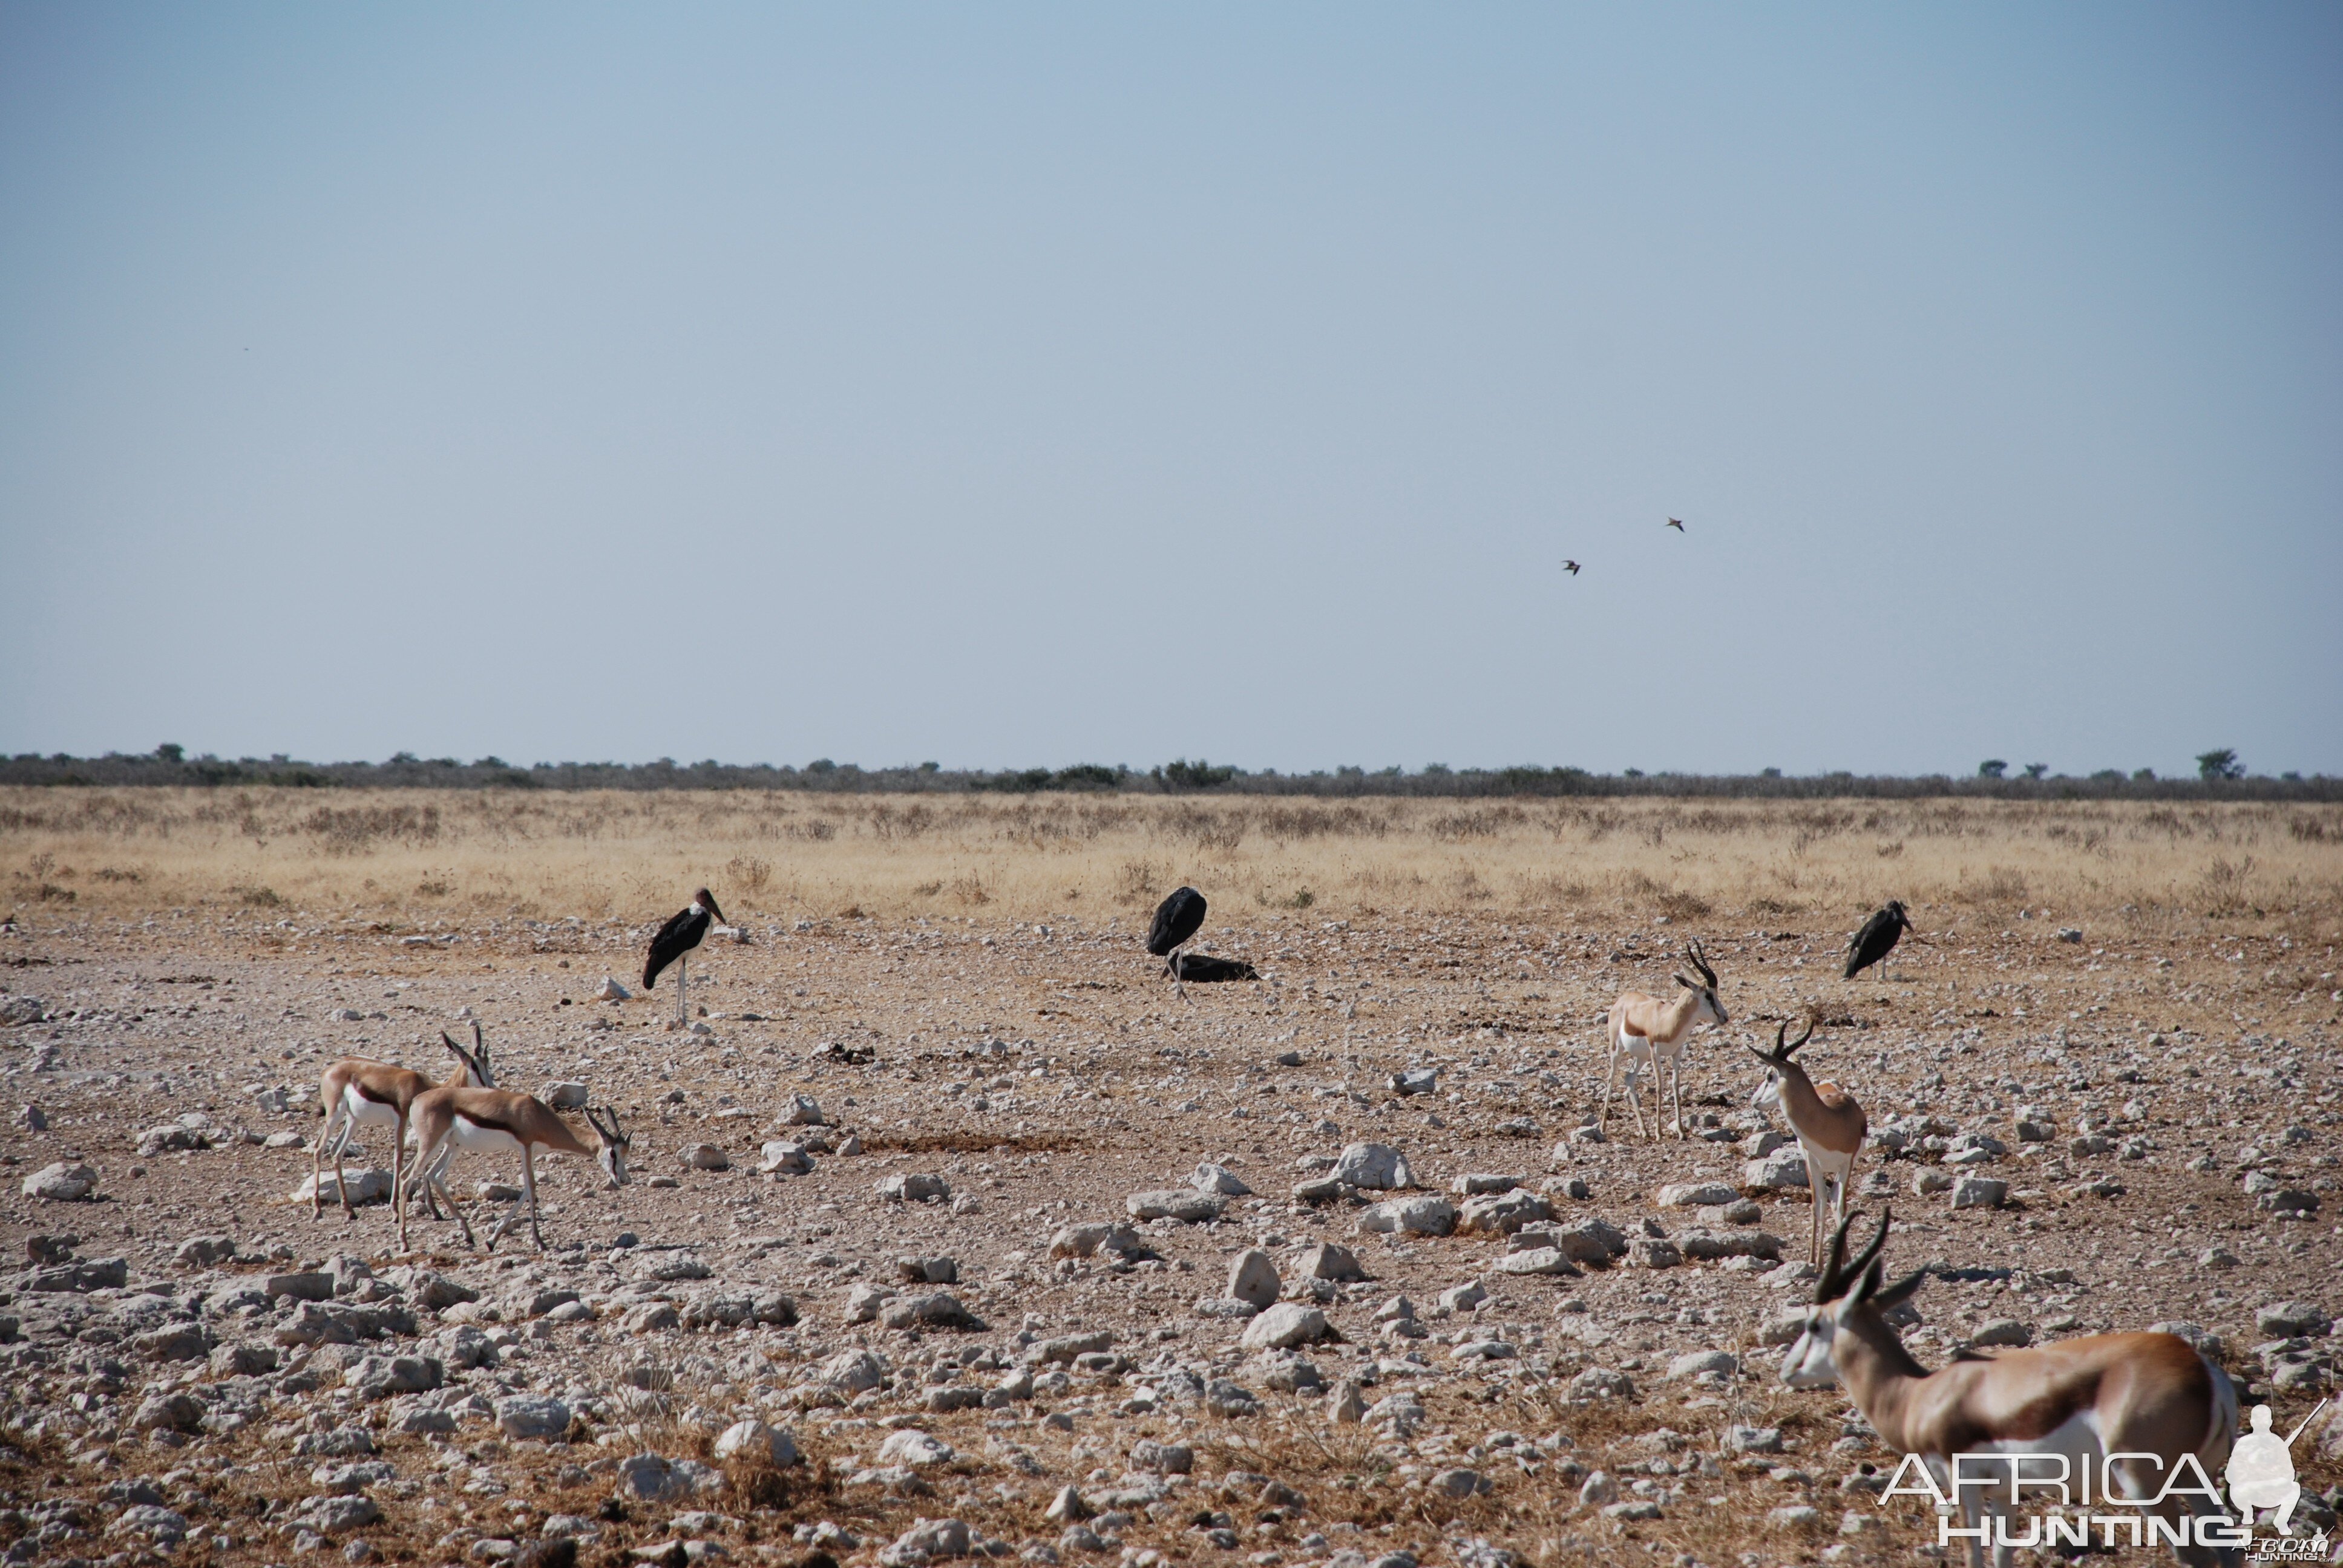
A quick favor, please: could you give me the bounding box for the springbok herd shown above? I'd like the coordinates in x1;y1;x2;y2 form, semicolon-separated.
2;897;2338;1567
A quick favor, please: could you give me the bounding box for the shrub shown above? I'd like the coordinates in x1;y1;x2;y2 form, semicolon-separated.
1157;758;1235;791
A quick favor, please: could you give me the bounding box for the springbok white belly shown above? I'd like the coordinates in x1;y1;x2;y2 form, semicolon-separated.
339;1085;402;1126
1959;1408;2108;1504
448;1116;526;1157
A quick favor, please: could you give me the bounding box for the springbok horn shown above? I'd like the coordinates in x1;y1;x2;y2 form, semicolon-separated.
1783;1019;1814;1056
1844;1207;1892;1288
1816;1212;1859;1303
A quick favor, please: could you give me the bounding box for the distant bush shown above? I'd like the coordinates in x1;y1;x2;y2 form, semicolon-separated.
0;750;2332;800
1156;758;1236;791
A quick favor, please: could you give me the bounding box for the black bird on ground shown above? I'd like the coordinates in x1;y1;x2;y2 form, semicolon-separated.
644;887;726;1026
1844;900;1915;980
1666;517;1685;531
1146;886;1259;993
1562;560;1581;575
1148;887;1207;994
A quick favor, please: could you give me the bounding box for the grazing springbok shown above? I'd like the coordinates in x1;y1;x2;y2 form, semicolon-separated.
313;1024;494;1224
1782;1211;2241;1568
1599;939;1726;1138
1747;1019;1867;1264
403;1085;631;1252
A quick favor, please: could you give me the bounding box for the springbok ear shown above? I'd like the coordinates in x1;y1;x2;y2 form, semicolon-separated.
1675;974;1695;990
442;1031;465;1057
473;1021;487;1055
1743;1041;1777;1065
1871;1267;1928;1313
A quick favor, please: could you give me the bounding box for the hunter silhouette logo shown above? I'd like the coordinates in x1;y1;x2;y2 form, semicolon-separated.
2228;1399;2326;1538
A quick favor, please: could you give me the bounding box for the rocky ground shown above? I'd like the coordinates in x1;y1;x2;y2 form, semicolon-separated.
2;902;2341;1568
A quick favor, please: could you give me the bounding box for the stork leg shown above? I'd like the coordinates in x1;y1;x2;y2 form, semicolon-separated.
678;955;689;1027
1171;949;1186;1001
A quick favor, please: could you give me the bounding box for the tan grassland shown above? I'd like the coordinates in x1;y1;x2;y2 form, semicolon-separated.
7;788;2341;926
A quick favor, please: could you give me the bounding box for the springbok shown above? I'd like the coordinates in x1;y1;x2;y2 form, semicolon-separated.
1599;939;1726;1138
1782;1211;2241;1568
403;1085;631;1252
1747;1019;1867;1264
313;1024;494;1224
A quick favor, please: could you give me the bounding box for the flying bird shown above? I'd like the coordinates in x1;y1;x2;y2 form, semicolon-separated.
1562;560;1581;575
1844;899;1915;980
644;887;726;1027
1666;517;1685;532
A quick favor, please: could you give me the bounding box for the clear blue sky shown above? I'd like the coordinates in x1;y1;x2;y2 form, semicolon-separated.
3;5;2337;777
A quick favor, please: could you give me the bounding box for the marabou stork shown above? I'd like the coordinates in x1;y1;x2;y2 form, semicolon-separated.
1147;886;1208;998
645;887;726;1027
1844;899;1914;980
1665;517;1685;531
1562;560;1582;575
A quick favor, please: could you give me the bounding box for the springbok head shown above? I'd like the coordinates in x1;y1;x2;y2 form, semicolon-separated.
442;1022;496;1088
1746;1018;1814;1113
1673;939;1728;1027
584;1106;632;1187
1779;1209;1927;1389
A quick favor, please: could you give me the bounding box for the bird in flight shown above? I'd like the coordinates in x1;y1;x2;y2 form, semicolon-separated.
1666;517;1685;531
1562;560;1581;575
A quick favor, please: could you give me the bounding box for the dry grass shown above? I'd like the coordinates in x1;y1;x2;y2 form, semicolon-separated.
4;788;2338;929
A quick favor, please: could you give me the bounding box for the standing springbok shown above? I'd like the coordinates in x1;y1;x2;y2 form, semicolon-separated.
402;1085;630;1252
1782;1211;2241;1568
1748;1019;1867;1264
313;1024;494;1224
1599;939;1726;1138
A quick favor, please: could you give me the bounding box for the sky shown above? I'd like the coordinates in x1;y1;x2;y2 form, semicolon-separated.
2;4;2338;778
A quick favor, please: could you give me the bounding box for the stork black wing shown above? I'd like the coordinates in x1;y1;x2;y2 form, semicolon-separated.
644;904;709;988
1844;907;1902;978
1147;887;1207;956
